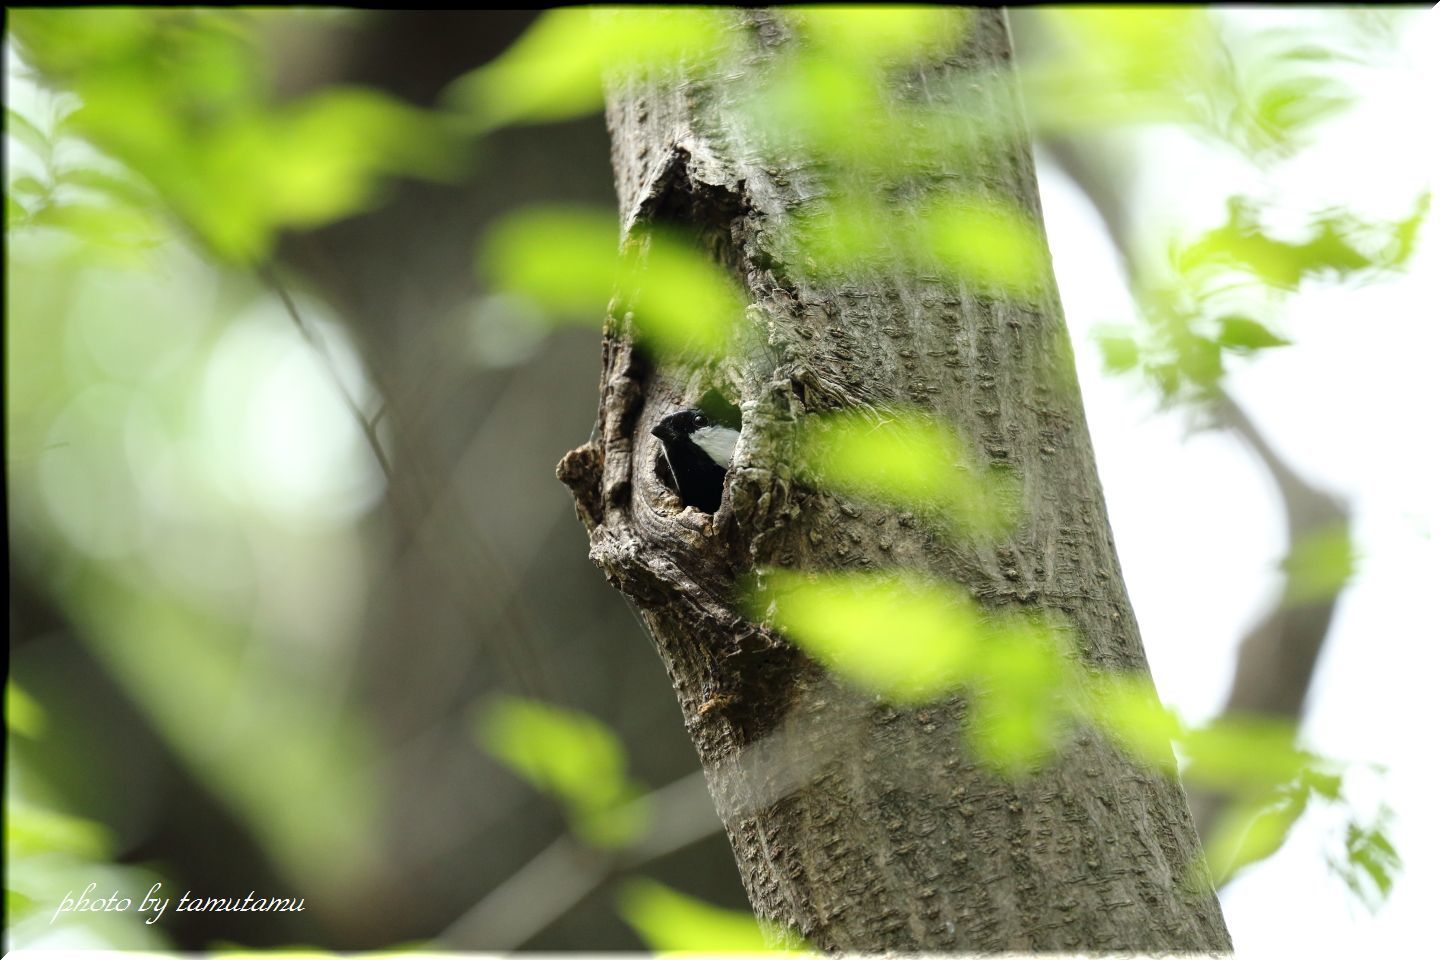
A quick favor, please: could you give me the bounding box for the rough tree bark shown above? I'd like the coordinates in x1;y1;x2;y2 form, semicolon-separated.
559;10;1232;953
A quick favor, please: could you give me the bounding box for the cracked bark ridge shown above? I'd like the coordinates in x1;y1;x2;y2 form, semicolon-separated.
558;9;1231;953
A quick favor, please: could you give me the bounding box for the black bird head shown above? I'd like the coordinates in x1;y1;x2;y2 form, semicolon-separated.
652;409;711;443
651;408;736;513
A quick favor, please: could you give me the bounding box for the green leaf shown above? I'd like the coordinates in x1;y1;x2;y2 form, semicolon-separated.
5;105;53;160
923;195;1048;295
795;7;969;65
473;696;648;848
1180;716;1308;791
755;570;984;703
969;620;1071;770
1389;192;1431;269
624;228;745;355
1176;334;1223;387
9;9;163;79
800;410;1016;535
450;8;731;129
6;889;38;922
1216;316;1290;352
786;191;1046;297
482;207;619;317
29;200;162;249
481;206;741;356
786;193;895;272
57;166;157;208
5;803;112;860
6;681;47;738
1025;9;1218;133
1095;329;1141;373
1282;524;1356;605
10;175;49;198
1207;786;1309;884
1180;197;1375;289
802;412;971;506
1254;78;1352;143
1082;673;1183;769
6;191;29;228
1333;811;1401;911
12;11;464;263
752;57;891;170
617;878;779;953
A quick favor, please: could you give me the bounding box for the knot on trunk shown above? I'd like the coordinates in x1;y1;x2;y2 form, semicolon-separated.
556;441;604;530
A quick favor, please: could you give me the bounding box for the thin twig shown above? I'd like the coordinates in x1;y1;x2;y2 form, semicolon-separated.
438;769;720;950
440;703;857;949
259;263;394;481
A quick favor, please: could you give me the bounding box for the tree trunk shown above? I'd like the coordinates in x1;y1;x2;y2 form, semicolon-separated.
559;10;1231;953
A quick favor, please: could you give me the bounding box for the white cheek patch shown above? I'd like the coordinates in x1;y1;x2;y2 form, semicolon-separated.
691;425;740;466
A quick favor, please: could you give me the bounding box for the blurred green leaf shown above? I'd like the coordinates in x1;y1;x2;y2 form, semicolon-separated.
969;620;1071;770
628;228;746;355
11;10;464;263
1095;329;1141;373
1222;29;1361;160
1124;192;1428;402
756;568;1081;766
482;206;741;356
795;7;967;65
483;207;620;315
924;195;1048;295
1180;715;1308;791
1282;524;1357;605
474;695;649;848
803;411;970;505
617;878;780;953
1027;9;1219;132
800;409;1016;536
756;570;983;703
1032;11;1366;163
1176;334;1223;387
450;8;732;129
6;682;47;739
1329;810;1401;912
787;194;894;271
57;166;157;208
1301;766;1344;802
5;802;111;860
7;192;28;228
1252;79;1351;147
1215;316;1290;352
1390;192;1430;267
791;193;1047;297
1207;785;1309;885
1181;197;1385;290
11;175;49;198
29;200;162;251
247;89;464;220
9;9;174;80
6;105;54;160
1083;673;1183;769
6;890;38;922
758;56;891;169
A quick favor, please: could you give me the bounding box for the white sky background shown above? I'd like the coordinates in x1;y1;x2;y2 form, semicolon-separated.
1036;7;1438;956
